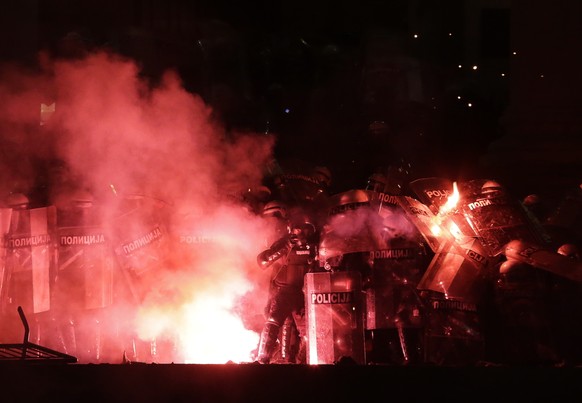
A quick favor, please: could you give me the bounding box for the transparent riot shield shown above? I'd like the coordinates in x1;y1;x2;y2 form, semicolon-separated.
1;207;57;346
318;189;385;268
107;201;172;303
105;197;173;363
52;224;114;363
55;225;113;310
406;178;490;365
167;207;222;268
305;270;366;364
421;289;485;366
409;177;455;214
417;236;490;302
395;195;442;253
0;208;12;312
455;179;551;257
3;207;57;315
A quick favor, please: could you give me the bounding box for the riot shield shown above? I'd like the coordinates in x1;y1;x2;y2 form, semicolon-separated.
167;208;221;268
318;189;386;268
0;208;12;311
421;290;485;366
55;225;113;310
366;242;428;330
362;191;429;329
417;236;491;302
2;207;57;314
455;179;551;257
409;177;455;214
395;195;442;253
107;202;172;303
305;270;366;364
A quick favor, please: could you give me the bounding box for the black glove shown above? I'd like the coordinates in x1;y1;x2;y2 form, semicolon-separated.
257;237;292;269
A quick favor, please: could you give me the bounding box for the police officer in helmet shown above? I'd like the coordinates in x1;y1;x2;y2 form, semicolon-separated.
255;209;319;364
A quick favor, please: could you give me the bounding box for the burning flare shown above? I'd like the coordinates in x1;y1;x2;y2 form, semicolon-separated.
430;182;460;236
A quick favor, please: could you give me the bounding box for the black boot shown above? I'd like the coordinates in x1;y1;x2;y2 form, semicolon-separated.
256;322;280;364
280;317;299;363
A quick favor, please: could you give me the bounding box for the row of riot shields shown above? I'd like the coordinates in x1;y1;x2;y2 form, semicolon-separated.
306;178;581;365
1;176;577;365
0;195;184;363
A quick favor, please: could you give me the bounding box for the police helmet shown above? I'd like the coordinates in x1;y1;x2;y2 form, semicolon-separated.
5;192;30;210
288;212;316;237
557;243;580;260
523;194;541;206
262;200;288;219
247;185;272;202
481;180;504;195
71;189;94;208
332;189;370;206
313;166;332;187
366;172;388;193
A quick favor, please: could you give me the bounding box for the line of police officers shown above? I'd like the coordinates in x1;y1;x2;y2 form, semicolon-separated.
1;162;581;366
255;162;582;366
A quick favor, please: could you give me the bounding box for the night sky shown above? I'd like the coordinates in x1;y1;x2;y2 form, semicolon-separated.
0;1;580;201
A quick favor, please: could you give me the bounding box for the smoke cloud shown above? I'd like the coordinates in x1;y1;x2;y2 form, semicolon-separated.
0;49;277;363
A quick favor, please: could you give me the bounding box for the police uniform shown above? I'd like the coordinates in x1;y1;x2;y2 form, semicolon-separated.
255;217;318;364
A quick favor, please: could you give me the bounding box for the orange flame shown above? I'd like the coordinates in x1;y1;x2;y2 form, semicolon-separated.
430;182;460;236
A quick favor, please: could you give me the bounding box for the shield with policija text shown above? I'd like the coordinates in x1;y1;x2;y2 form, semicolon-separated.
318;189;385;268
364;191;430;330
408;177;455;214
454;179;551;257
0;208;12;310
305;270;366;364
417;236;491;303
107;204;171;302
167;209;222;267
366;241;428;330
54;226;113;310
2;207;56;314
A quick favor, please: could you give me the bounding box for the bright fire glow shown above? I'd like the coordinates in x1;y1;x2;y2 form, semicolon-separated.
130;207;271;364
134;266;260;364
430;181;460;236
178;289;259;364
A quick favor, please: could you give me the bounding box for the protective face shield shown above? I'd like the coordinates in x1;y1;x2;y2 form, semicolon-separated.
289;223;315;239
288;216;316;245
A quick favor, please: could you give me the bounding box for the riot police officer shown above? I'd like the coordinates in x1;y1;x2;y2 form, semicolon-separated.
254;210;319;364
